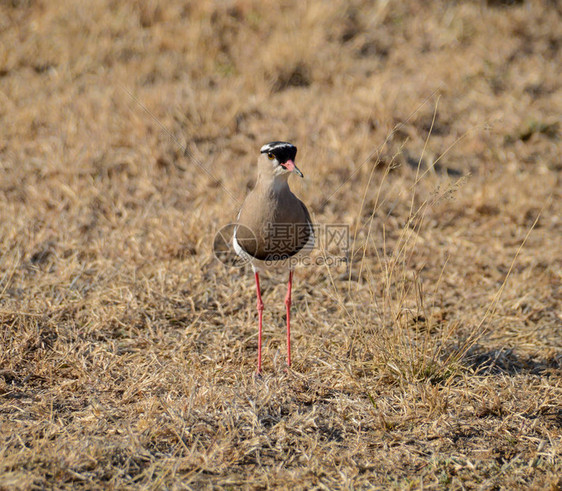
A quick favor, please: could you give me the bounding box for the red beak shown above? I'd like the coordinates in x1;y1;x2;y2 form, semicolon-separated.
281;160;304;178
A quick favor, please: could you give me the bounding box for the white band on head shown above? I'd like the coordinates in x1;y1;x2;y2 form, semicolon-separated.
260;141;295;153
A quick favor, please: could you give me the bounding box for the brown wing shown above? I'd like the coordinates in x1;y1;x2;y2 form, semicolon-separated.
236;187;313;261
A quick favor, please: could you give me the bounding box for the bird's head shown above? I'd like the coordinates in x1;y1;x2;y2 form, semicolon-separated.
258;141;303;179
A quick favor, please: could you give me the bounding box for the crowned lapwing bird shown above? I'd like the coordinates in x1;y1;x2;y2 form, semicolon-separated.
233;141;314;374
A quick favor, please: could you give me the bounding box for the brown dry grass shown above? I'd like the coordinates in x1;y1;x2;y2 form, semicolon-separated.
1;0;561;489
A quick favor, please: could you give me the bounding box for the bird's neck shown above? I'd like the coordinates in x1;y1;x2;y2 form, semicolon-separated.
256;173;290;195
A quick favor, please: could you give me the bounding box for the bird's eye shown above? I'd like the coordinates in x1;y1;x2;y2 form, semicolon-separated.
267;152;275;160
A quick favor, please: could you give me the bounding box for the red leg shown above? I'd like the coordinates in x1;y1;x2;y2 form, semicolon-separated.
254;271;264;374
285;270;293;367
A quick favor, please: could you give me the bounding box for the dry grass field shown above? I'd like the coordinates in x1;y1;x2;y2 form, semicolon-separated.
1;0;561;488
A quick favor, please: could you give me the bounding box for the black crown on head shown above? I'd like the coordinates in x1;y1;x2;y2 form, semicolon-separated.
260;141;297;164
